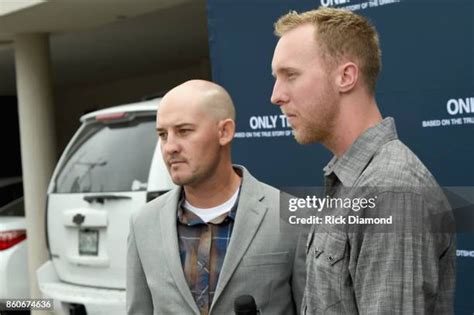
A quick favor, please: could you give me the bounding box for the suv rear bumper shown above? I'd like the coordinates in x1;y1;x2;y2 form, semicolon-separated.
37;261;125;314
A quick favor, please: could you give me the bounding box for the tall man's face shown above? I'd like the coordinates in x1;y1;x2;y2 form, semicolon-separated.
271;24;340;145
157;99;222;187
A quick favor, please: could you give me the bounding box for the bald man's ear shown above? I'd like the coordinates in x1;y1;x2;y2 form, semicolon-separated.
336;62;358;93
218;119;235;146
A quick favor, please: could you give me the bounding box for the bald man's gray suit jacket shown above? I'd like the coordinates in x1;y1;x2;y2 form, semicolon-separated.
126;166;306;315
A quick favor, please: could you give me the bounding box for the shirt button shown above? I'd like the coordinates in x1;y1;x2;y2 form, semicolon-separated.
314;248;323;258
327;255;334;262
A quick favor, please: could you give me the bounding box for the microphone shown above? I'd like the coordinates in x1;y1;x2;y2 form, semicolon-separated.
234;295;260;315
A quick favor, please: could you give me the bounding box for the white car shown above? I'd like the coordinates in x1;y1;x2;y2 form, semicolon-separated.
0;177;29;301
37;99;175;314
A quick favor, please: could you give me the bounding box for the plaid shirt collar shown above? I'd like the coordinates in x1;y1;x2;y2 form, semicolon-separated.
324;117;399;187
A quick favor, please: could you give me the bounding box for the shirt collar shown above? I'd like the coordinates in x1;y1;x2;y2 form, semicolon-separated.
324;117;399;186
177;189;239;226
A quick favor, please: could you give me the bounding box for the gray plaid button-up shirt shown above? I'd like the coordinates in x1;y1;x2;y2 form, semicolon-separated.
302;117;456;314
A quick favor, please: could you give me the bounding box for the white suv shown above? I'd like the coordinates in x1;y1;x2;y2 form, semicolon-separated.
37;99;174;314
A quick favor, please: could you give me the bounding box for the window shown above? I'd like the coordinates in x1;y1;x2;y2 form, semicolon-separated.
55;115;157;193
0;180;23;208
0;198;24;217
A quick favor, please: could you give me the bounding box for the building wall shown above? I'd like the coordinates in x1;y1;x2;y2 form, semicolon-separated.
54;59;211;155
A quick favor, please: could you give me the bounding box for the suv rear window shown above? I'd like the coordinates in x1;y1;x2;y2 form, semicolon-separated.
54;115;157;193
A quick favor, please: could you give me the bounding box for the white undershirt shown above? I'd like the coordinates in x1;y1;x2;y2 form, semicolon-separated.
184;187;240;223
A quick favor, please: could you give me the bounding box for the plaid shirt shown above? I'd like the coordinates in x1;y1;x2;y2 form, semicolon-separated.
177;194;238;315
302;117;456;314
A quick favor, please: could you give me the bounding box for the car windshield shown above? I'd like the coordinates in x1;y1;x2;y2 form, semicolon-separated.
54;115;157;193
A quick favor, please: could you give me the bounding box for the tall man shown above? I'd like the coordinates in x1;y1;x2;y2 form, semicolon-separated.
127;80;305;314
271;8;456;314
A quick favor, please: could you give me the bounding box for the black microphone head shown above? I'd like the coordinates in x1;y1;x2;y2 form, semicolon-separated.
234;295;258;315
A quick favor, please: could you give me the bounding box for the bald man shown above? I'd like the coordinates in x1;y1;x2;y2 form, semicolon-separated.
126;80;306;315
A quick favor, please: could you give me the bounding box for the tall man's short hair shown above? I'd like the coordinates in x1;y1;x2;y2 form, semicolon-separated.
274;8;381;94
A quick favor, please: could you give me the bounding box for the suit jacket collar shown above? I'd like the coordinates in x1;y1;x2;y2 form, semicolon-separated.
210;165;268;311
159;187;200;314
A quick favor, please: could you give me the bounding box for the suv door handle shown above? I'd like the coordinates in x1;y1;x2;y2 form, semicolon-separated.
83;194;132;204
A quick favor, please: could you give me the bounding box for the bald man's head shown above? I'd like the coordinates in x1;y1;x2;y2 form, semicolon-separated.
156;80;237;187
160;79;235;122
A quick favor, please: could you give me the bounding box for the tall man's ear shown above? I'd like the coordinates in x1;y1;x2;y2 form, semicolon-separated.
337;62;358;93
218;119;235;146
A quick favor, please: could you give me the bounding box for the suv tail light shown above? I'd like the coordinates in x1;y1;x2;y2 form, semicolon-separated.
0;229;27;251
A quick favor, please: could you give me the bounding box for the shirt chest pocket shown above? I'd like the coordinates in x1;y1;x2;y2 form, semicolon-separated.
306;231;347;312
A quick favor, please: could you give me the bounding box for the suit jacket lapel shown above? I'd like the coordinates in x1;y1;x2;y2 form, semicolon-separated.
211;167;268;308
159;188;200;314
